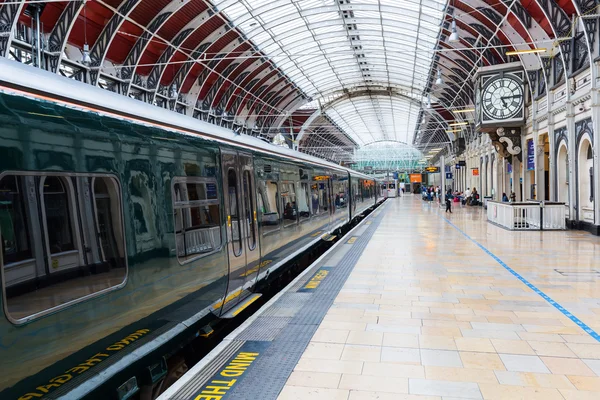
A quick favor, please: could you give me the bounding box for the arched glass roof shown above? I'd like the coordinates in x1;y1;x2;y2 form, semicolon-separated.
213;0;447;146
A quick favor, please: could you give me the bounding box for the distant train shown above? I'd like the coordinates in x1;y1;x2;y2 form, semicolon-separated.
0;59;384;399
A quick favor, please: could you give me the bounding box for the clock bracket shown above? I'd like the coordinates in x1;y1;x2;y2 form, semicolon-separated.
489;127;523;163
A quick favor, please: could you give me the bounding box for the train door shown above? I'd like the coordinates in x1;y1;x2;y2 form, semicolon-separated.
220;150;260;314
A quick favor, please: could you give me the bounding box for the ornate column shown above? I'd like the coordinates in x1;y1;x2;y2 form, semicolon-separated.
592;69;600;225
566;103;577;222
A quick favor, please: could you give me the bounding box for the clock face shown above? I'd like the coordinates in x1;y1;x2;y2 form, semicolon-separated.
481;76;524;120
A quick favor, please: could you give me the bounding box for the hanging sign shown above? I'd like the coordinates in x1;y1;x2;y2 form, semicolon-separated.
527;139;535;170
507;162;512;173
425;166;440;173
455;164;461;170
446;172;453;179
472;168;479;176
409;173;422;183
458;160;466;166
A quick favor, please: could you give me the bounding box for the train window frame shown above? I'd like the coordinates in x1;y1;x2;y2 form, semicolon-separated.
0;171;128;326
258;180;281;236
242;169;257;251
281;181;298;227
298;181;311;222
172;176;223;265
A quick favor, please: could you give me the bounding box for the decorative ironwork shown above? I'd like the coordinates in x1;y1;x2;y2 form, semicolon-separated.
571;32;589;73
47;1;85;72
146;28;194;90
89;0;140;85
121;12;172;80
0;2;23;56
503;0;532;29
527;70;537;97
554;125;568;150
537;0;572;37
553;55;564;86
489;127;522;162
477;7;502;25
576;117;594;147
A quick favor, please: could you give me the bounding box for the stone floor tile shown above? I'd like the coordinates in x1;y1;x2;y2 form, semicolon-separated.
496;354;549;373
425;366;498;384
294;358;363;374
382;332;420;348
339;373;409;393
347;391;441;400
286;371;341;389
312;328;350;344
277;386;350;400
494;371;575;389
362;362;425;378
461;329;520;340
409;378;482;399
460;352;506;370
565;343;600;359
419;335;457;350
490;339;535;355
582;359;600;376
517;332;565;342
478;383;565;400
527;340;578;358
303;342;345;360
540;357;597;376
346;330;383;346
560;388;600;400
455;337;496;353
340;344;381;362
566;375;600;391
381;346;421;364
421;326;463;337
320;321;367;331
420;349;463;367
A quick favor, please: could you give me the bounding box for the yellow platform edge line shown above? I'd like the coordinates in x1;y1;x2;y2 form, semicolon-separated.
232;294;262;317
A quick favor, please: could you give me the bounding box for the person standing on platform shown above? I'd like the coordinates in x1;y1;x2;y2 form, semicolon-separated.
463;187;471;205
445;188;453;213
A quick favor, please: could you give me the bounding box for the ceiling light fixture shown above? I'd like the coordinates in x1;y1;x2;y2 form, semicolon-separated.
505;48;547;56
453;108;475;113
426;94;431;108
448;121;468;126
446;129;462;133
435;69;444;85
449;19;460;43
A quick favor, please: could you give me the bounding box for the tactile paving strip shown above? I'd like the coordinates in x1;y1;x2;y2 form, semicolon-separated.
227;204;388;399
235;317;292;341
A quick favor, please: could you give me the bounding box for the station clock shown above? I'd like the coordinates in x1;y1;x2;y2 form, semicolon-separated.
475;69;525;129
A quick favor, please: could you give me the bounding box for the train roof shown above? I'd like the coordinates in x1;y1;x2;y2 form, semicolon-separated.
0;58;373;181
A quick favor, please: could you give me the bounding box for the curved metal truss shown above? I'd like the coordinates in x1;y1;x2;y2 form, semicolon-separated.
0;0;595;163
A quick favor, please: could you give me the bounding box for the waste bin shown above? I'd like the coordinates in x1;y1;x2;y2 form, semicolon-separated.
483;196;492;209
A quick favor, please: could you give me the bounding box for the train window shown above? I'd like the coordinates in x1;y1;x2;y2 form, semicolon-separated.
0;176;32;264
281;182;297;227
227;169;242;257
258;180;279;234
242;170;256;250
42;176;75;254
1;173;127;324
298;183;310;220
173;177;222;264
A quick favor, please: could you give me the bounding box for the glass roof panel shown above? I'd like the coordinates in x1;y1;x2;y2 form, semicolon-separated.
214;0;446;146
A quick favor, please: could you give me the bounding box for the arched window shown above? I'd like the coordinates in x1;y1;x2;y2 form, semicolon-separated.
43;176;74;254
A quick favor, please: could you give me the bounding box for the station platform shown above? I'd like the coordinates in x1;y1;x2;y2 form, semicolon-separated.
160;196;600;400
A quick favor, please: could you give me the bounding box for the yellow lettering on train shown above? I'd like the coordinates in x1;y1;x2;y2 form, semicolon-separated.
19;329;151;400
18;393;44;400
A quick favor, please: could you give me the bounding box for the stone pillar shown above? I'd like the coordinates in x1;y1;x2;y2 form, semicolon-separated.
566;102;577;221
547;111;556;201
592;80;600;225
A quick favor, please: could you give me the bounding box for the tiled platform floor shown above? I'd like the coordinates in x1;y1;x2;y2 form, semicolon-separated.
278;196;600;400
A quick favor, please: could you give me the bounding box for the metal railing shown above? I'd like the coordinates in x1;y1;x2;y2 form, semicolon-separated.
487;201;566;231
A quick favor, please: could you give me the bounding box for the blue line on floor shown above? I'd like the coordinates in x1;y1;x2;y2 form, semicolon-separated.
442;216;600;343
